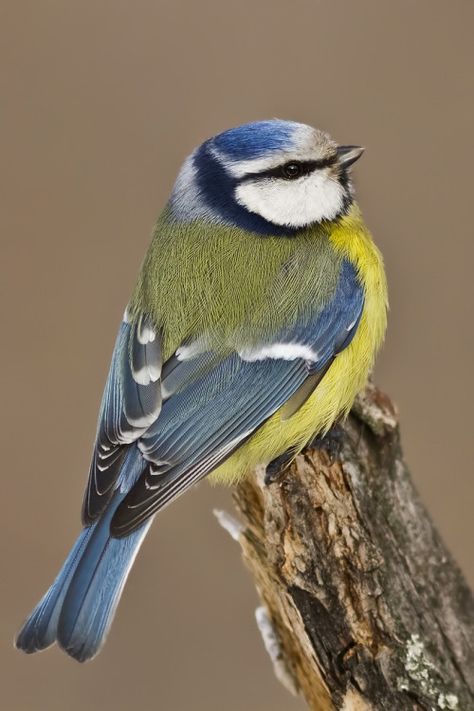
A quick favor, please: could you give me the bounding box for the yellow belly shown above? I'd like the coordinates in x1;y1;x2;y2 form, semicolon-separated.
209;208;388;485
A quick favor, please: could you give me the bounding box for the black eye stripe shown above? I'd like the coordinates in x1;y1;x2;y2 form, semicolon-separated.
240;156;338;182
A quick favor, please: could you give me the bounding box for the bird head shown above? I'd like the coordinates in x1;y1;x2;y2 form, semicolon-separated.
169;119;364;236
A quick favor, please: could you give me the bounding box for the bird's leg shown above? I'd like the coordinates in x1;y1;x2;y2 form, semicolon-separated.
265;424;345;486
264;450;295;486
306;424;344;464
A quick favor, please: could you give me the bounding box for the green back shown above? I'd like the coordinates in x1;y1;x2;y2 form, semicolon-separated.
129;209;344;359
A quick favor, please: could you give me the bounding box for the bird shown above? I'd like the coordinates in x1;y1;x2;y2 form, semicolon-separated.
16;119;387;662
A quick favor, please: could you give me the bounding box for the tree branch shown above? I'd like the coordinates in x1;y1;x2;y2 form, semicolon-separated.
217;383;474;710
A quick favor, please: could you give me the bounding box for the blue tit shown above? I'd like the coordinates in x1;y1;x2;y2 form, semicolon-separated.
16;119;387;662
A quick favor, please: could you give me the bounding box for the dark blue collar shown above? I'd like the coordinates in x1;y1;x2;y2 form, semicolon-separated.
193;141;305;237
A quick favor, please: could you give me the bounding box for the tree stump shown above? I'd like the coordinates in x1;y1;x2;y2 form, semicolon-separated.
216;384;474;710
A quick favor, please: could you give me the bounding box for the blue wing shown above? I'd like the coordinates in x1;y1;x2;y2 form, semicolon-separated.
107;259;364;537
82;312;162;523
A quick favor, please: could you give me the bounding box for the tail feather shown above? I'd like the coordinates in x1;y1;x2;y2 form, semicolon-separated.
15;527;94;654
57;501;150;662
16;450;151;662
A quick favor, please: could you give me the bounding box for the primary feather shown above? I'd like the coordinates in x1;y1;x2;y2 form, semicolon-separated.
16;119;387;661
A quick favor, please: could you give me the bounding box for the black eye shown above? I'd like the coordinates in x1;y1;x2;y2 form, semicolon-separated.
281;162;303;180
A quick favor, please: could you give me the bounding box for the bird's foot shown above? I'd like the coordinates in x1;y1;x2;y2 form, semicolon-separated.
264;451;294;486
306;424;344;464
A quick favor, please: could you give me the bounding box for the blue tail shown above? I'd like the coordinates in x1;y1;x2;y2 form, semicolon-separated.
16;454;151;662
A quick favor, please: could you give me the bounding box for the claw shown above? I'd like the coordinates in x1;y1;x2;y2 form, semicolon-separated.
307;425;344;464
264;451;294;485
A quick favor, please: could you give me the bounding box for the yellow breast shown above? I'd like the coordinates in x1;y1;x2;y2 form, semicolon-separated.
210;207;388;485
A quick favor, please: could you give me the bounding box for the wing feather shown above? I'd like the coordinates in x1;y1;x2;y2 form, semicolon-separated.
109;259;365;536
82;259;364;536
82;315;162;523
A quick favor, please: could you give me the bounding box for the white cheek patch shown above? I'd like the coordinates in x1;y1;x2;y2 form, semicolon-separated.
235;171;345;227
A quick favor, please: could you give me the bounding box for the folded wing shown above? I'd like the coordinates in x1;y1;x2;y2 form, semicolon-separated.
82;313;162;523
107;259;364;537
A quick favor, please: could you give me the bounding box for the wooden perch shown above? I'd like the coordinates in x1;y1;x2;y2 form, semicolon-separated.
216;383;474;710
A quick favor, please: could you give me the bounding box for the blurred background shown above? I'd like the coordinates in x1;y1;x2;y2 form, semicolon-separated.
1;1;473;709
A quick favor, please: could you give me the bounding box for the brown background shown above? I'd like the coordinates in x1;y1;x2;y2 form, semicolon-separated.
1;2;473;710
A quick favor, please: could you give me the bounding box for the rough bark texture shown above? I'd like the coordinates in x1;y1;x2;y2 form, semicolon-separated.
226;384;474;710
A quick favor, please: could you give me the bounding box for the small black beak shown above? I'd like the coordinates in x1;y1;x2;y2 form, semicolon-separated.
336;145;365;168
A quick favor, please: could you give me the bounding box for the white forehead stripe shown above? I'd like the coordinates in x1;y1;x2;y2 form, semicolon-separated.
239;343;319;362
212;125;331;179
212;146;288;179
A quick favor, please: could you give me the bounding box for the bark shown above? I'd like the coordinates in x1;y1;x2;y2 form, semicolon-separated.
218;383;474;710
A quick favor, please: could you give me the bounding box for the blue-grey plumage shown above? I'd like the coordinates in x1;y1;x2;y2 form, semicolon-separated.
16;448;150;661
109;259;364;535
16;119;387;661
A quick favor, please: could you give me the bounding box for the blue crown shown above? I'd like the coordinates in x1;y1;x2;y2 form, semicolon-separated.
211;119;301;161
